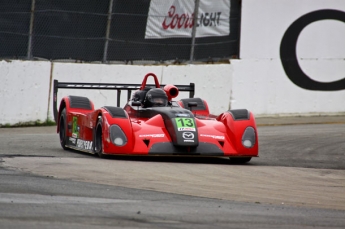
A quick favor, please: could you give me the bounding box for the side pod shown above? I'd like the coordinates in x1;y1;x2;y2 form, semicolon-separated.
217;109;259;157
57;95;94;133
96;106;135;155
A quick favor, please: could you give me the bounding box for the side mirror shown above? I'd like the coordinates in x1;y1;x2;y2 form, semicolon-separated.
132;101;142;107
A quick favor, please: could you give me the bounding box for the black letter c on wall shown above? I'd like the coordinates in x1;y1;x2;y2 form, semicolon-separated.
280;9;345;91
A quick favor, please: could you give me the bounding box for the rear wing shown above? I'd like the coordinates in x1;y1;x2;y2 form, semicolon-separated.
53;80;195;122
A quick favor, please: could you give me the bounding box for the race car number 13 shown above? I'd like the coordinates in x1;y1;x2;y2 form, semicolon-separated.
175;118;195;128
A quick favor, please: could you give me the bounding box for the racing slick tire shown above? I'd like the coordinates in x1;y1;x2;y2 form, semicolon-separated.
94;117;106;158
59;108;68;150
229;157;252;164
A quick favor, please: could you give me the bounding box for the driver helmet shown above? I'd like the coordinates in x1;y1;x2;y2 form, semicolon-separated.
132;87;151;104
143;88;168;107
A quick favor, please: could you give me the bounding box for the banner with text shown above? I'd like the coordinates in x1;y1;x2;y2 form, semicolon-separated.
145;0;230;39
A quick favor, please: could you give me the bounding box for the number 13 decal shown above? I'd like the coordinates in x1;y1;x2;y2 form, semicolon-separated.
175;118;195;128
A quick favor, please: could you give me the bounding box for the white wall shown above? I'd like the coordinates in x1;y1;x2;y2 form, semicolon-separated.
1;61;233;125
240;0;345;59
230;59;345;115
234;0;345;115
0;60;51;124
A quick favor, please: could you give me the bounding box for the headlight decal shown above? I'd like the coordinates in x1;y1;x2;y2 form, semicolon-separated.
109;125;127;147
242;127;256;148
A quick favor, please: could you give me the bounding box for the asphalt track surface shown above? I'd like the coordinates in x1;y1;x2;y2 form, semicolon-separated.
0;116;344;228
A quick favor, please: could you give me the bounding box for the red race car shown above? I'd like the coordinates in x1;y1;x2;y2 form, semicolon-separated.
53;73;258;163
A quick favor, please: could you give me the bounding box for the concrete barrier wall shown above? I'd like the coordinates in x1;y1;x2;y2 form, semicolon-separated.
0;61;233;125
230;59;345;115
1;0;344;125
233;0;345;116
0;60;51;125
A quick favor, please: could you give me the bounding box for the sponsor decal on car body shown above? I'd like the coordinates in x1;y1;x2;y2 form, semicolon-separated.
139;134;165;138
76;139;93;150
178;127;196;131
69;137;76;144
182;132;194;139
72;116;79;138
175;118;196;131
182;132;195;142
200;134;225;140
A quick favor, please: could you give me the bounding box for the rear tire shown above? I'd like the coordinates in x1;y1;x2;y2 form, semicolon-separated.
94;117;105;158
229;157;252;164
59;108;68;150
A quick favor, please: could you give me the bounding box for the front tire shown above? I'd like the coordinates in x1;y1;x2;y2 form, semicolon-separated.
94;117;105;158
59;108;68;150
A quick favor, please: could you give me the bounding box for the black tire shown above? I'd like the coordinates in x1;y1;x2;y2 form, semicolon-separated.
93;117;105;158
59;108;68;150
229;157;252;164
